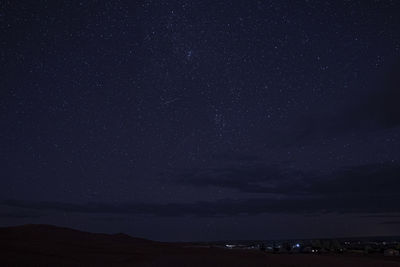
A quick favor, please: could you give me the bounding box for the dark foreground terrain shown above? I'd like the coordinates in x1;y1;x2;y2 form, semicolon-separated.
1;225;399;267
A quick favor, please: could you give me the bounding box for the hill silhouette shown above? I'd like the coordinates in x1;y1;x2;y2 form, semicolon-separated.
0;224;152;244
1;224;400;267
0;224;162;266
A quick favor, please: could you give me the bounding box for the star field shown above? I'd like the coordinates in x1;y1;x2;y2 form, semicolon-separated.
1;0;400;241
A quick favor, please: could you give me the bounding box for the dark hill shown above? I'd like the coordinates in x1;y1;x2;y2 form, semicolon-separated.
1;224;400;267
0;224;152;244
0;224;163;266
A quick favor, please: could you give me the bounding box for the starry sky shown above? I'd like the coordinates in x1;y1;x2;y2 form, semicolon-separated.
1;0;400;241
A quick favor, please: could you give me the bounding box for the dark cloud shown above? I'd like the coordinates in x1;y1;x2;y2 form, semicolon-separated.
361;214;400;218
162;164;294;194
91;216;131;222
2;177;400;217
342;78;400;131
306;163;400;196
0;211;43;219
4;161;388;219
0;196;398;217
153;162;400;216
380;221;400;225
296;62;400;140
164;162;400;197
365;61;400;128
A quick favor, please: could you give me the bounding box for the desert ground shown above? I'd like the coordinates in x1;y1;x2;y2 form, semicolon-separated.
1;225;400;267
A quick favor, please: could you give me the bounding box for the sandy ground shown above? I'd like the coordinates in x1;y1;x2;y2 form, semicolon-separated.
1;225;400;267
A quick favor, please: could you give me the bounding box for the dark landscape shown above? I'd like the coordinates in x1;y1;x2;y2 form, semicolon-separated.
1;224;400;267
2;1;400;266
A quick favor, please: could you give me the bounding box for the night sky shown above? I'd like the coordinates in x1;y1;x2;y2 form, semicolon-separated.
1;0;400;241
